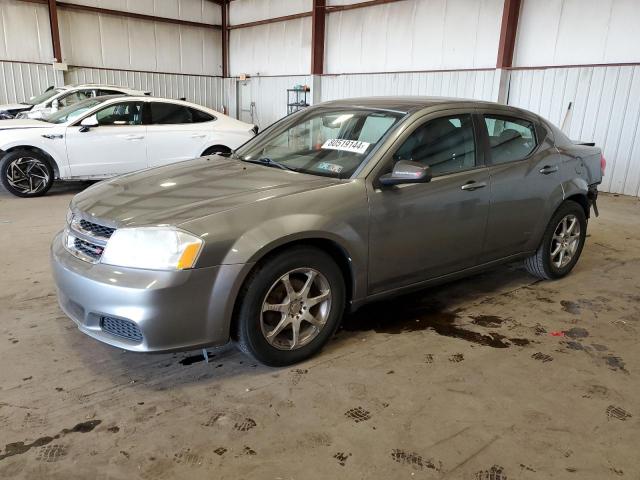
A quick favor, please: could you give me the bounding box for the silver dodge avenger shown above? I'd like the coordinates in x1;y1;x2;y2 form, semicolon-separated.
51;97;604;366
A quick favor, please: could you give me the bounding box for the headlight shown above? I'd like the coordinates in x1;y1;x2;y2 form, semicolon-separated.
101;227;203;270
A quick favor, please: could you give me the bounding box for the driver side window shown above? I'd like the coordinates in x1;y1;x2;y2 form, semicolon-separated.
95;102;143;126
393;114;476;176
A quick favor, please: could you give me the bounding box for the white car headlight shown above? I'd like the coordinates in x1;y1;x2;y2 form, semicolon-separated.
101;227;203;270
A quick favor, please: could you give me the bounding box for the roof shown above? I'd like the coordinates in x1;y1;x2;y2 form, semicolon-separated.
319;96;502;114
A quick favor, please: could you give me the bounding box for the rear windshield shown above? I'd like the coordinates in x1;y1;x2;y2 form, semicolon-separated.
235;108;404;178
25;88;64;106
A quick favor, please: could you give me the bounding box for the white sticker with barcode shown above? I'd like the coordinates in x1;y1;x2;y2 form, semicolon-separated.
321;139;370;154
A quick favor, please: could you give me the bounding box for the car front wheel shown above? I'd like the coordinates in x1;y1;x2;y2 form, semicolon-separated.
524;200;587;280
236;246;346;366
0;150;54;197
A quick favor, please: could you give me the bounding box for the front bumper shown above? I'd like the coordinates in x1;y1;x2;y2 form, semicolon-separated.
51;231;245;352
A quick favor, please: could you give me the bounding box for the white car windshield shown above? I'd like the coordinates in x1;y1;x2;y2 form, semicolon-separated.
24;88;64;106
43;98;109;124
235;108;404;178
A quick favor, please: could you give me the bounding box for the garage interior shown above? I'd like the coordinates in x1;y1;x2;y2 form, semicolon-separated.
1;0;640;478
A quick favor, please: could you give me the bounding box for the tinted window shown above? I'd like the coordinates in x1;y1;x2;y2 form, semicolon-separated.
58;90;94;108
190;107;214;123
95;102;143;126
393;115;476;176
98;89;123;96
484;115;537;164
150;103;194;124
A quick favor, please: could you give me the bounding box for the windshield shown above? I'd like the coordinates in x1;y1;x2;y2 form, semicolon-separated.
25;88;64;106
43;98;108;124
235;107;404;178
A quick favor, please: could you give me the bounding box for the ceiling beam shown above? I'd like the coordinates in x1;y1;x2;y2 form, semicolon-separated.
47;0;62;62
311;0;326;75
496;0;521;68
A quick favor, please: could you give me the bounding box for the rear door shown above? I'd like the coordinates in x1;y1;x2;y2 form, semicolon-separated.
366;110;490;294
477;109;564;262
145;101;216;167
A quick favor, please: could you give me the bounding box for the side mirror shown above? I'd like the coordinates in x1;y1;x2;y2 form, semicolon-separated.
79;114;99;132
378;160;432;187
51;99;59;111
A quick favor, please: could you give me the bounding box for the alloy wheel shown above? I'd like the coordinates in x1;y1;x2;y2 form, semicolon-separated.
5;157;50;195
260;268;332;350
550;214;581;268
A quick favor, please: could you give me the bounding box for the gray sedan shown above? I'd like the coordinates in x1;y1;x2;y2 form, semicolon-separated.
51;97;604;366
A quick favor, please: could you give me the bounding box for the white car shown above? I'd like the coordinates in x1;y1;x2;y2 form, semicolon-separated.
0;96;257;197
0;84;147;120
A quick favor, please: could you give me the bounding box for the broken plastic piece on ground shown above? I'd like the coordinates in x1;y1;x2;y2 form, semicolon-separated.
550;331;565;337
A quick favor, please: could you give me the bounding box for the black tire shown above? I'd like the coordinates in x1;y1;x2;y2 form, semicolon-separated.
202;145;230;156
236;246;346;366
524;200;587;280
0;150;54;197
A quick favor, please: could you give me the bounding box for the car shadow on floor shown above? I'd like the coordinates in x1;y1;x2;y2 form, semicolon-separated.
63;261;538;390
0;180;94;198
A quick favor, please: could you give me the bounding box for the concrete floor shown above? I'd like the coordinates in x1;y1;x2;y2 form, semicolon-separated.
0;184;638;480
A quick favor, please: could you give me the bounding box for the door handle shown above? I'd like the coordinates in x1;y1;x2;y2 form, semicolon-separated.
190;134;207;138
539;165;559;175
124;135;144;140
460;181;487;191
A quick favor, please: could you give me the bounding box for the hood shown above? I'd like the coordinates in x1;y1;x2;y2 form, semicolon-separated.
72;157;340;227
0;119;52;130
0;103;32;113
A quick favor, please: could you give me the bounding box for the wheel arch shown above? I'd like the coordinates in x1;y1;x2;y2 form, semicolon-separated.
201;144;231;156
228;236;356;340
4;145;61;178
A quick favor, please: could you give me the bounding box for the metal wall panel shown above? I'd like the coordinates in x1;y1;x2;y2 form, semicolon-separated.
229;18;312;76
508;66;640;197
229;0;311;24
0;0;54;63
58;9;222;75
61;0;221;24
0;61;64;104
325;0;504;74
65;66;225;111
224;75;311;129
514;0;640;67
320;69;501;102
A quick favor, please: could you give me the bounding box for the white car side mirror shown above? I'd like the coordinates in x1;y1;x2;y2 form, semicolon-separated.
79;114;99;132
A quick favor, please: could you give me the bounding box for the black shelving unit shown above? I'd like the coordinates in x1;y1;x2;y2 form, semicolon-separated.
287;88;309;115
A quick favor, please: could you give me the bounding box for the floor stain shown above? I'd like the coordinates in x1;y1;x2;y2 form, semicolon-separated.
0;419;101;461
564;328;589;339
179;352;214;366
561;300;581;315
342;299;529;348
233;418;257;432
449;353;464;363
475;465;508;479
36;444;68;462
333;452;352;466
213;447;227;456
471;315;506;327
606;405;632;421
532;352;553;363
604;355;628;373
390;449;439;471
344;407;371;423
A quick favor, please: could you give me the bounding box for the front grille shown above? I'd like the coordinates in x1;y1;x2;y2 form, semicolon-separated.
65;213;115;263
101;316;143;343
78;219;115;239
73;237;104;261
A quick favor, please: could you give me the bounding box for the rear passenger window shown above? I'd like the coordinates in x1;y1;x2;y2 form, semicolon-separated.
189;108;215;123
150;103;193;124
484;116;537;164
393;114;476;176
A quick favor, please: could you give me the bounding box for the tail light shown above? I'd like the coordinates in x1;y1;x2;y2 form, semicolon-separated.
600;154;606;176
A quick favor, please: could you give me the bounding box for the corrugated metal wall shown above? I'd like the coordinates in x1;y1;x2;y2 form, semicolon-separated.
321;70;501;102
325;0;503;73
66;66;224;111
0;61;64;104
508;65;640;197
0;0;53;63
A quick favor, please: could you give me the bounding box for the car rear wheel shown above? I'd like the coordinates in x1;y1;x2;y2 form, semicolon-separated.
524;200;587;280
236;246;346;366
202;145;230;156
0;150;54;197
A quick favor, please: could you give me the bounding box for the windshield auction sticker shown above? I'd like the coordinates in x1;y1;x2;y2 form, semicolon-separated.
321;139;370;154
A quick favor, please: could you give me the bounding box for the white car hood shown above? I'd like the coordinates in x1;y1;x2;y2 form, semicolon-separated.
0;103;28;111
0;119;52;130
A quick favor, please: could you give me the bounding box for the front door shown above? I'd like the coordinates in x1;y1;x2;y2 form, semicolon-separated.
66;101;147;177
367;112;490;295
